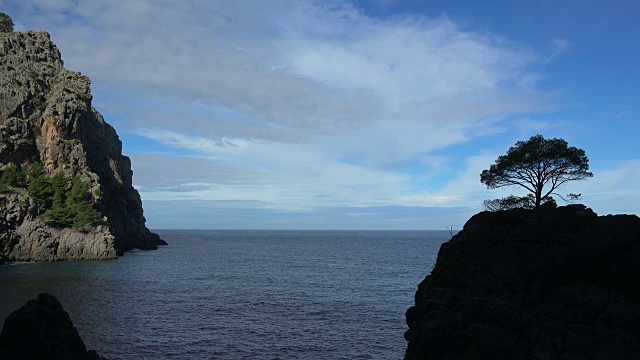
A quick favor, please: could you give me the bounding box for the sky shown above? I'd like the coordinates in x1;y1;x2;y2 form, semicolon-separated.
2;0;639;229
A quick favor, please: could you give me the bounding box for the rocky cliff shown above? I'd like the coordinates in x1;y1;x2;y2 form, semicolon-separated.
0;30;165;262
404;204;640;359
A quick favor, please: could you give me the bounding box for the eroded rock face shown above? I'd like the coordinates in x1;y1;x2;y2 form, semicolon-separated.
0;293;103;360
404;204;640;360
0;30;165;261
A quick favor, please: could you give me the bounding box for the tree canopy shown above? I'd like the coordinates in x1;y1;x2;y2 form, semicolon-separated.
0;13;13;33
480;135;593;208
0;163;26;191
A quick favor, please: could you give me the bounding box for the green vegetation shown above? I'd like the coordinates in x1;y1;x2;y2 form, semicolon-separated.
31;97;46;111
50;171;67;207
27;162;53;206
43;200;99;228
43;173;100;228
0;164;26;191
480;135;592;208
483;194;556;212
1;161;100;228
27;70;39;80
0;12;13;33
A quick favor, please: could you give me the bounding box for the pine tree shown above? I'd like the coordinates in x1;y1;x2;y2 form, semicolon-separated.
69;176;90;203
27;162;53;206
43;175;99;228
0;163;26;191
50;172;67;208
0;13;13;33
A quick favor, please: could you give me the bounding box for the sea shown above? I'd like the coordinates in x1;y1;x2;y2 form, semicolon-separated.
0;230;449;359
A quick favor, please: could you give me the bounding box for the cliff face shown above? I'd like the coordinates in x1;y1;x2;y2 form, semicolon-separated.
404;204;640;360
0;30;165;262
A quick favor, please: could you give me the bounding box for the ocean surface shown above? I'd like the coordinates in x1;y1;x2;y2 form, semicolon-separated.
0;230;448;359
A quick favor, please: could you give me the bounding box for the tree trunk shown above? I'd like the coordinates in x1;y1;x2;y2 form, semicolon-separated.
535;186;543;208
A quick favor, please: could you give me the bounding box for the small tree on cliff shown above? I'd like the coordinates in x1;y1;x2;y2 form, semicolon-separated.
480;135;593;208
0;13;14;33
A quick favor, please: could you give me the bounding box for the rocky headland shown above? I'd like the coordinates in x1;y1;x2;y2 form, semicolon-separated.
0;293;104;360
404;204;640;359
0;29;165;262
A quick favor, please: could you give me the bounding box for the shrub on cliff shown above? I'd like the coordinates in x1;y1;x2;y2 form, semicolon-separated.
0;164;26;191
483;194;556;211
50;172;67;208
66;176;100;227
0;163;100;227
68;176;91;203
0;13;13;33
27;163;53;206
43;175;99;228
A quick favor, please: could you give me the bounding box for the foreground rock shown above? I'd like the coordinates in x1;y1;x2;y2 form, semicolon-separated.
0;293;103;359
0;30;165;262
404;204;640;359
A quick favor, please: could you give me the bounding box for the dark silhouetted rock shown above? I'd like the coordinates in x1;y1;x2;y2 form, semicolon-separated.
0;293;103;360
404;204;640;360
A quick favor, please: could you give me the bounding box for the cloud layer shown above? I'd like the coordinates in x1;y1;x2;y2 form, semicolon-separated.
5;0;637;228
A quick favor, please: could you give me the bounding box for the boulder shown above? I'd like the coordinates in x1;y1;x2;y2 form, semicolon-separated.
0;293;103;360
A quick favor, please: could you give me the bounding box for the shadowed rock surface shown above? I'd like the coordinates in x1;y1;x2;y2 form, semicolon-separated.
0;293;103;360
404;204;640;360
0;30;165;262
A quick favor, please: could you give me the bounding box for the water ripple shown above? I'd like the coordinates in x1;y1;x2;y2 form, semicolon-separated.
0;230;447;359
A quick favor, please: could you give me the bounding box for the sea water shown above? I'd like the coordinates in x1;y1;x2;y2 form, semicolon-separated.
0;230;448;359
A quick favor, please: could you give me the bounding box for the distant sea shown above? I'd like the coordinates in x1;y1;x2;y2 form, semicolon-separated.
0;230;448;359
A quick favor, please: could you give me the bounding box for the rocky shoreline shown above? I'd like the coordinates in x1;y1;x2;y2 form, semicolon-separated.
404;204;640;359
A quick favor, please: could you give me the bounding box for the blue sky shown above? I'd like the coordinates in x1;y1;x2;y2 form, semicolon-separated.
3;0;639;229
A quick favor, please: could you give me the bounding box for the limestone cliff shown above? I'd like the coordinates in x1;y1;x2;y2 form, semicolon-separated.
0;30;165;262
404;204;640;359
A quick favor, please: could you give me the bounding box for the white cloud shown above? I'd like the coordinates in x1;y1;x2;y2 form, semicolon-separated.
8;0;613;225
8;1;548;137
571;160;640;215
134;129;411;210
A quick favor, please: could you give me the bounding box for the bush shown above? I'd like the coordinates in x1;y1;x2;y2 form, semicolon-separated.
0;163;26;191
27;163;53;206
69;176;91;203
27;70;39;80
31;97;46;111
50;172;67;207
483;194;555;212
42;175;99;228
0;13;13;33
0;161;100;228
68;201;100;228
